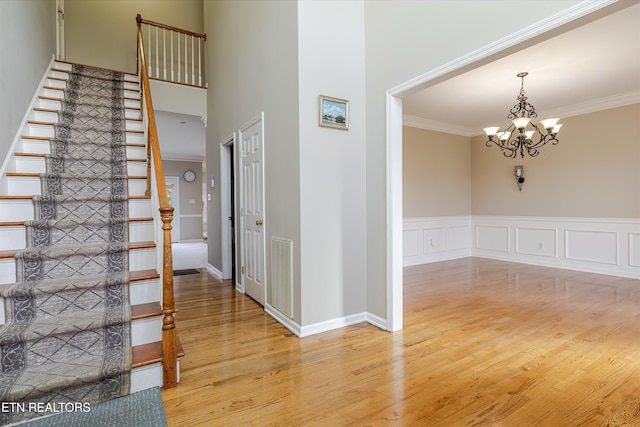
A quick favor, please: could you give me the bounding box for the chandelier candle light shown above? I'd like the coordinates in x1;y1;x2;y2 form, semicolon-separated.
484;72;562;158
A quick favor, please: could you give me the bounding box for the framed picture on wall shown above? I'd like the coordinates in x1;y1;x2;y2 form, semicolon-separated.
319;95;349;130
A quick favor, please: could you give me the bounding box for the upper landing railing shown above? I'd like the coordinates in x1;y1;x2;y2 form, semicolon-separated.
136;15;207;88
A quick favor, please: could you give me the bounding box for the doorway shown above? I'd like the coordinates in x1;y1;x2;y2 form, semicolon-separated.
385;2;620;333
220;135;236;283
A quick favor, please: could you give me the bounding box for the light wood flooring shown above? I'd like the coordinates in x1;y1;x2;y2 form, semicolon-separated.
161;258;640;426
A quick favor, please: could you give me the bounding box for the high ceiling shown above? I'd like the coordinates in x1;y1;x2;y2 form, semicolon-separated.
402;2;640;136
155;2;640;159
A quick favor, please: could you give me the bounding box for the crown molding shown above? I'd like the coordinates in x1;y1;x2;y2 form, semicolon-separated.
544;91;640;120
402;115;474;137
389;0;619;97
405;92;640;137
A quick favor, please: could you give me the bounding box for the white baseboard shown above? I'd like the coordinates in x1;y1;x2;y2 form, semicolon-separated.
265;306;388;338
206;263;222;279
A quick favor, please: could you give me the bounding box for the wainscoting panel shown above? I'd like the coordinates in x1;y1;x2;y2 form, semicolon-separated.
516;227;557;258
471;216;640;278
630;233;640;267
476;225;510;253
403;217;471;266
404;216;640;277
565;229;618;265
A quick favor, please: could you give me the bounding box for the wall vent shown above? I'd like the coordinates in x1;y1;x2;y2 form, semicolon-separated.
270;237;293;318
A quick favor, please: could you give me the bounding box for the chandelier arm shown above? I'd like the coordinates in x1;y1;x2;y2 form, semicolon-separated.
484;72;560;158
486;137;517;158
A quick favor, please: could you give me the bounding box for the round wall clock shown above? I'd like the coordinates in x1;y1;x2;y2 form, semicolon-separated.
183;170;196;183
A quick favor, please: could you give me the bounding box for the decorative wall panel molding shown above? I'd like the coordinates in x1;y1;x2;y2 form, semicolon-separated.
404;216;640;279
403;217;471;266
472;216;639;278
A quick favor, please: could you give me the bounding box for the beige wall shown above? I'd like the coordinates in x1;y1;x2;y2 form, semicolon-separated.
65;0;204;73
471;104;640;218
403;127;471;218
163;160;204;241
204;0;301;319
0;0;56;169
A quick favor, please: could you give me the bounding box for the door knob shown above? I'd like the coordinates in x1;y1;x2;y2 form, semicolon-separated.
256;219;263;226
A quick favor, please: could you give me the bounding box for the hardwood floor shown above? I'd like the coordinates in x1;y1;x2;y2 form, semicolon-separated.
161;258;640;426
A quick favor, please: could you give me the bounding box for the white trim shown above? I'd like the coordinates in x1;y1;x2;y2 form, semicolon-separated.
402;114;474;137
386;0;622;335
206;262;222;279
220;133;235;280
403;216;640;278
544;91;640;121
406;89;640;137
366;312;387;331
388;0;619;97
266;304;389;338
265;304;301;336
0;56;56;180
179;214;203;218
386;93;403;332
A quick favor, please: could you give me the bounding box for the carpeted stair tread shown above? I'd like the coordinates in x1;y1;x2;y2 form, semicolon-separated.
0;306;131;347
2;273;128;299
43;154;128;176
39;173;128;197
31;194;128;222
32;193;128;203
15;242;129;260
14;243;129;281
24;217;129;247
0;351;130;403
52;122;125;144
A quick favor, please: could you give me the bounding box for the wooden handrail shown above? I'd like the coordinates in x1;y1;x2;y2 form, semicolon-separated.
138;16;206;40
136;13;178;389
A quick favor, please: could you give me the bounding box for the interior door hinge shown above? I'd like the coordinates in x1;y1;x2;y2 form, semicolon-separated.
241;266;245;275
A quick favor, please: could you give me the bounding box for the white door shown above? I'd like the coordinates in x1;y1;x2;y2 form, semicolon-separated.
165;176;181;242
239;114;266;305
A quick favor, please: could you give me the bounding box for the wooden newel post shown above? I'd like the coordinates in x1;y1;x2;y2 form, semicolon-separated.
145;145;151;197
160;206;178;388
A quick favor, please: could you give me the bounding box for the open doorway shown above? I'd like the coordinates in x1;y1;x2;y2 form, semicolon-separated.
385;2;620;332
220;134;236;283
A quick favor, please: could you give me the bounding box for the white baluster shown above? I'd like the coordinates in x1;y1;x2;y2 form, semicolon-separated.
147;25;152;76
171;30;174;82
198;37;202;87
177;32;181;83
163;28;166;80
184;34;188;83
155;26;159;79
191;35;195;85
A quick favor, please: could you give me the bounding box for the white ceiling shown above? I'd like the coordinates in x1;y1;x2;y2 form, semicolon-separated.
155;110;206;161
403;3;640;136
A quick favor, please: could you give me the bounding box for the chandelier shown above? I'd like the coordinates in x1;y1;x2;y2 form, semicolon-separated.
484;72;562;158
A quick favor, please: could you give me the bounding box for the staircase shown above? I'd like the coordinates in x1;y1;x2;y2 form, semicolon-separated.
0;60;181;424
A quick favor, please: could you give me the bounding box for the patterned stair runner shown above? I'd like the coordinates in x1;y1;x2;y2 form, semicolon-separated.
0;65;132;425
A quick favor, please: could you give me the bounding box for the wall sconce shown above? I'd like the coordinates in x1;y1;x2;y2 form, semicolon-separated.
514;165;525;191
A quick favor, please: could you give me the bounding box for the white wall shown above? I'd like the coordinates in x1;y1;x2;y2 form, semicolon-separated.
0;0;56;171
297;1;367;328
